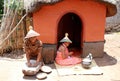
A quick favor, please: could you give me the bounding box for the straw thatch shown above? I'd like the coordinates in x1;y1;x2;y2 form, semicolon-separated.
93;0;118;17
24;0;117;17
24;0;61;13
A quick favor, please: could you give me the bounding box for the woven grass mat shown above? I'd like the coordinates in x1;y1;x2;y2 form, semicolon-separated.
55;60;103;76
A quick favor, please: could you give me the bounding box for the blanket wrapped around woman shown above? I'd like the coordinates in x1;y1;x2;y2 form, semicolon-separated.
55;44;81;66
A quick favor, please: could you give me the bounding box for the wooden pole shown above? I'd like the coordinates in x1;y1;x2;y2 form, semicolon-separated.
22;10;27;36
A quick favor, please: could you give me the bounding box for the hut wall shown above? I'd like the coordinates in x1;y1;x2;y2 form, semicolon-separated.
33;0;106;44
32;0;107;59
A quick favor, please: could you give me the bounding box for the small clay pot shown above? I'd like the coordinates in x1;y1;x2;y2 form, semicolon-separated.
82;61;91;69
82;58;92;69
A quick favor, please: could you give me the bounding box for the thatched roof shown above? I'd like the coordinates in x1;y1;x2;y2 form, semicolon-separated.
93;0;118;17
24;0;61;13
24;0;118;17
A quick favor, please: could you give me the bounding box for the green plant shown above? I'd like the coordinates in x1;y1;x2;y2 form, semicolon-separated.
0;0;4;14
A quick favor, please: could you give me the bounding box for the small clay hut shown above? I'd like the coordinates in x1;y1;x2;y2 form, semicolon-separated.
24;0;117;63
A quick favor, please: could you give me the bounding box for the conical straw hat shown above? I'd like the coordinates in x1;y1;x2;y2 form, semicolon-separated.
60;33;72;43
25;26;40;39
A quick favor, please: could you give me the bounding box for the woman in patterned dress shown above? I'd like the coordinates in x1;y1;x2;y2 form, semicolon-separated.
55;33;81;66
24;26;42;67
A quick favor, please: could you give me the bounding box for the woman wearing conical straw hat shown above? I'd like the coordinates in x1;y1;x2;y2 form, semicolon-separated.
23;26;43;67
55;33;81;66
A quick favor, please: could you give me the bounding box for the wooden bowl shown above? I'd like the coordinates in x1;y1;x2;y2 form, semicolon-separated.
22;70;36;76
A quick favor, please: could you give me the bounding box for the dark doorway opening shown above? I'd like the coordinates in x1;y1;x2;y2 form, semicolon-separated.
57;13;83;55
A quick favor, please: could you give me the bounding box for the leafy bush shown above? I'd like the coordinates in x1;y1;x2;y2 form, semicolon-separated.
0;0;4;14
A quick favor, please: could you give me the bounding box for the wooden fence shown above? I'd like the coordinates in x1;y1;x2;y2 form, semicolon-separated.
0;14;32;55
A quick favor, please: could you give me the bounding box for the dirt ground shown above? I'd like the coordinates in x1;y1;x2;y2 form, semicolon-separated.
0;32;120;81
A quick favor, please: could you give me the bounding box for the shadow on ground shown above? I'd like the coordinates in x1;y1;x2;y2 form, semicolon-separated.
94;52;117;67
23;75;37;80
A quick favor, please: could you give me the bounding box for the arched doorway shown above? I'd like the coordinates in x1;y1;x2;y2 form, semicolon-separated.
57;13;83;55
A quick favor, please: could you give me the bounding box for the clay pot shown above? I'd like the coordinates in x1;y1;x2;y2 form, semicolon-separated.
82;59;92;69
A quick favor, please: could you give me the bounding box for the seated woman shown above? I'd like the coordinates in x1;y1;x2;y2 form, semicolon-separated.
55;33;81;66
24;26;43;67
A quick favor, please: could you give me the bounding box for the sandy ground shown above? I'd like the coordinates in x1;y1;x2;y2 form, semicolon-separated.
0;32;120;81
